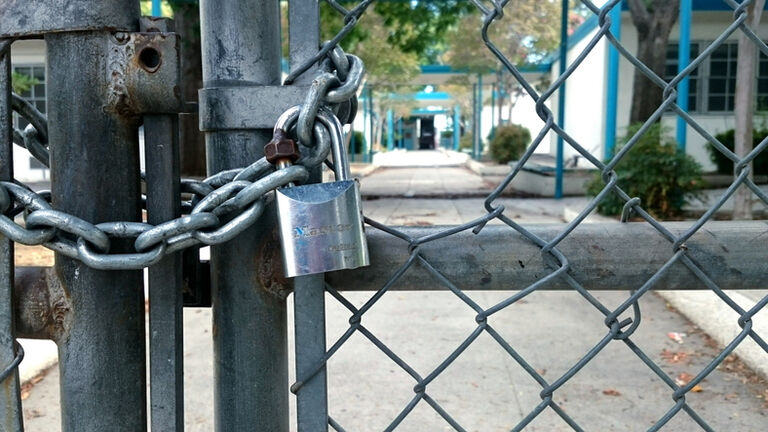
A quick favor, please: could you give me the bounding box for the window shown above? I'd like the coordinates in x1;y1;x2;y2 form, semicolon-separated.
666;41;768;113
665;43;700;112
12;64;46;129
13;64;47;173
707;42;738;112
757;49;768;111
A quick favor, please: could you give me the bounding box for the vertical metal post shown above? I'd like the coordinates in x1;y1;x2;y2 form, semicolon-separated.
472;82;478;159
605;1;622;159
199;1;288;431
46;30;146;432
387;109;394;151
676;0;692;151
362;84;370;163
491;83;496;133
477;74;483;157
368;87;374;161
453;105;460;151
0;39;24;432
152;0;162;16
555;0;568;199
145;115;184;432
288;1;329;430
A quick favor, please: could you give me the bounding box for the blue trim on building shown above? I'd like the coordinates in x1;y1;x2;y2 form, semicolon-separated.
677;0;693;151
604;1;622;159
622;0;768;11
412;108;447;115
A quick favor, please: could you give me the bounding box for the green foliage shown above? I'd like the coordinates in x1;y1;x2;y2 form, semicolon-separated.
587;124;704;218
320;1;471;65
348;130;365;155
705;128;768;175
489;124;530;164
444;1;564;73
459;134;473;151
11;72;37;94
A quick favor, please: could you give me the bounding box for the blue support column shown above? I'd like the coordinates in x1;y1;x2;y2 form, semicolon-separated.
478;74;483;157
368;87;374;162
491;84;496;133
472;83;478;159
398;118;404;148
453;105;461;151
605;0;622;159
152;0;162;16
386;109;394;151
362;85;369;163
676;0;692;152
555;0;569;199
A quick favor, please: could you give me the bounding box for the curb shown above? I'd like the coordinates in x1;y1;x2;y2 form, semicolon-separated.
656;290;768;380
18;338;58;384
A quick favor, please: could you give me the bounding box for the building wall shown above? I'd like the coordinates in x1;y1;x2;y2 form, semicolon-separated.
617;12;768;172
546;11;768;173
549;25;608;165
10;40;48;183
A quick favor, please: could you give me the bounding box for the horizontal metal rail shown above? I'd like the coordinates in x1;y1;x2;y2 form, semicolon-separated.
327;222;768;291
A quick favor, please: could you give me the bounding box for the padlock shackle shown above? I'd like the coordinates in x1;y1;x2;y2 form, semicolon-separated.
274;106;350;181
316;109;350;181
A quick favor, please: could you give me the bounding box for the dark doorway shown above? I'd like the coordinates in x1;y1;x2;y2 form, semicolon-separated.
418;117;435;150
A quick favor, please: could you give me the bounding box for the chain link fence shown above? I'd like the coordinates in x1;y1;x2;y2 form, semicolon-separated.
0;0;767;431
291;1;768;430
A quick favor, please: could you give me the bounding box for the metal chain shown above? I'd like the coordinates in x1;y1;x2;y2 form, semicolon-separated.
2;46;365;270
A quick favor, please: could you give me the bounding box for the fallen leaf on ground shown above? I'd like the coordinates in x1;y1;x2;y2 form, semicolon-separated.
602;389;621;396
675;372;703;392
660;349;688;364
667;332;686;344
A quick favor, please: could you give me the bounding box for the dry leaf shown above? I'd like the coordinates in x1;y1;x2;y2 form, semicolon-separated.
660;349;688;364
602;389;621;396
675;372;703;392
667;332;685;344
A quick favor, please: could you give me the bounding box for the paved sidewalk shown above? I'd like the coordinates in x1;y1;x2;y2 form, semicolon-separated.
17;154;768;430
20;291;768;431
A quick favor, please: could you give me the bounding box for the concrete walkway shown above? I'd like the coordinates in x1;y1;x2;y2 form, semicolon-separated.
17;153;768;431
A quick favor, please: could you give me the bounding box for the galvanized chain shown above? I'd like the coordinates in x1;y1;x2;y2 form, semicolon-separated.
2;46;365;271
285;1;768;431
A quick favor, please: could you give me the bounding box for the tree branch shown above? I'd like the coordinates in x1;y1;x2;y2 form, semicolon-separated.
627;0;651;32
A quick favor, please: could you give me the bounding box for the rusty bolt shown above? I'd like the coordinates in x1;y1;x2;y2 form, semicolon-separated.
264;129;300;165
113;32;130;44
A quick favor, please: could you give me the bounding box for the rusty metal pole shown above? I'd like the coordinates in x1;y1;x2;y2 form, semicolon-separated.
45;26;147;432
199;1;288;430
0;38;24;432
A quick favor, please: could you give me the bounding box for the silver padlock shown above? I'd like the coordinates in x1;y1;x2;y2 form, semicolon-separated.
271;107;369;277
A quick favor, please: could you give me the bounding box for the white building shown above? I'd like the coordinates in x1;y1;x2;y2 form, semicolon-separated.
547;1;768;172
8;40;48;182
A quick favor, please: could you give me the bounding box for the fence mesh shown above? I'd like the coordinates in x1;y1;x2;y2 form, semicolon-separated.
290;1;768;430
2;0;767;430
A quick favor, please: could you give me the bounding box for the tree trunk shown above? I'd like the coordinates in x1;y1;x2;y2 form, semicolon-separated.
628;1;680;124
733;0;765;220
171;2;207;177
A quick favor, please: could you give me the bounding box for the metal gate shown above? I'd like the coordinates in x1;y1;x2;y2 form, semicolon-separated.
0;0;766;431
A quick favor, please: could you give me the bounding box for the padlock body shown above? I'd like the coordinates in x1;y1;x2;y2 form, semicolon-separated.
276;179;369;277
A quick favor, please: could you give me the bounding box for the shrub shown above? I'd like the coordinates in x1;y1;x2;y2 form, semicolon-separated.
348;130;364;155
489;123;530;164
459;134;473;151
587;123;703;218
705;128;768;175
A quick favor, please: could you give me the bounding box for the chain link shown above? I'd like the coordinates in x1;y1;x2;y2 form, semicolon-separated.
3;44;364;270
